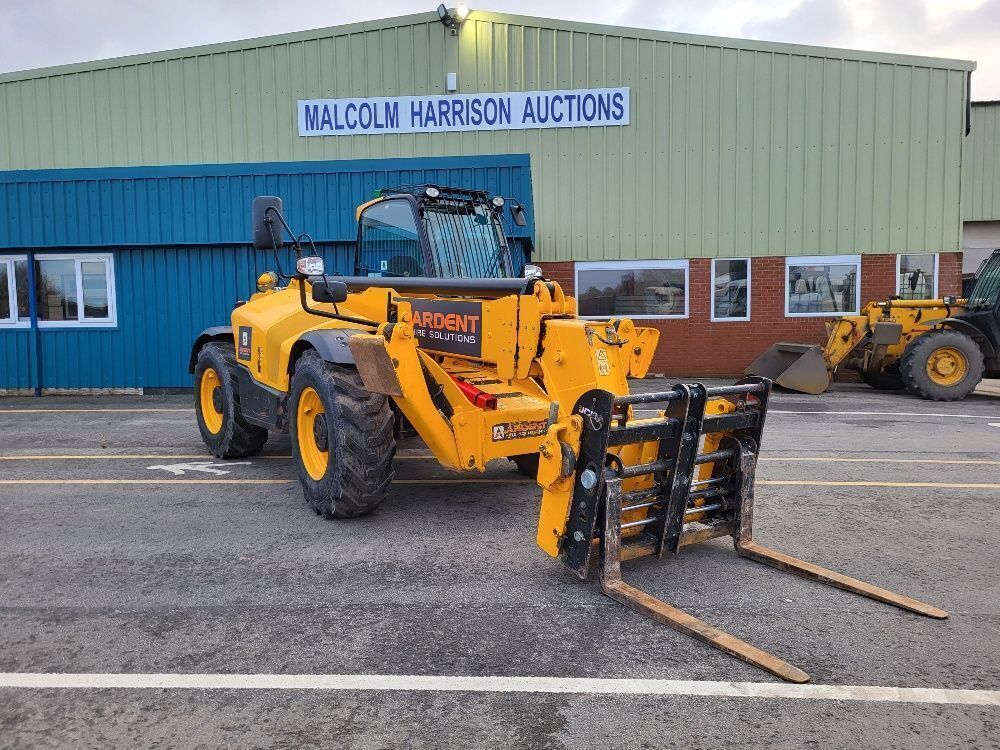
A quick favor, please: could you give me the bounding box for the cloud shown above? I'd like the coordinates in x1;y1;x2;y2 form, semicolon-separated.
0;0;997;96
741;0;855;46
740;0;997;96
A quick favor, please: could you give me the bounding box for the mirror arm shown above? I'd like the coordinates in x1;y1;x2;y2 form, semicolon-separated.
264;220;291;282
296;279;380;328
264;207;303;259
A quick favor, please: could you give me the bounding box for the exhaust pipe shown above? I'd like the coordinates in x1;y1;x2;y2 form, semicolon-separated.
744;343;830;395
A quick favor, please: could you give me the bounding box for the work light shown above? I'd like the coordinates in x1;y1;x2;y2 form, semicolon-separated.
296;256;325;276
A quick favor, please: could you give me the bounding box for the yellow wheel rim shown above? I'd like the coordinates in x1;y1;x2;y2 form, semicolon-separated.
296;386;329;481
199;367;224;434
925;346;968;386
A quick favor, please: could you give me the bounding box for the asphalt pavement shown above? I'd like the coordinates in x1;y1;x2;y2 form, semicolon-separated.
1;381;998;749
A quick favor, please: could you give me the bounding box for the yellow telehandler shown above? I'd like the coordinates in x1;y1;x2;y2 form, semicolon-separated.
747;250;1000;400
190;185;947;683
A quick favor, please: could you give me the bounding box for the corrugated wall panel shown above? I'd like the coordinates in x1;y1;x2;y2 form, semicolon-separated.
0;11;973;260
0;329;34;391
963;102;1000;221
0;155;533;248
0;154;534;390
11;244;351;391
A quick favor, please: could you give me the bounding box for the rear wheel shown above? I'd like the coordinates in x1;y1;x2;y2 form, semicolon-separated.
860;366;906;391
900;330;985;402
194;341;268;458
290;350;396;518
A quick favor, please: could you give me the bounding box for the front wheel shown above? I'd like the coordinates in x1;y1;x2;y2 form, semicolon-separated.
900;330;985;402
289;350;396;518
510;454;540;479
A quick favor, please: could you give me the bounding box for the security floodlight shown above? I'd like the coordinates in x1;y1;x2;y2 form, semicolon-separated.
437;3;469;33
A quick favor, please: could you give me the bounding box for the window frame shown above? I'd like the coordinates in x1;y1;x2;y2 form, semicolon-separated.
784;254;862;318
896;252;938;300
710;257;752;322
0;252;117;330
0;255;27;328
574;259;690;320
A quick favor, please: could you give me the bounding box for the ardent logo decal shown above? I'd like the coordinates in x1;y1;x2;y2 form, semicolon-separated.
409;299;483;357
491;419;548;442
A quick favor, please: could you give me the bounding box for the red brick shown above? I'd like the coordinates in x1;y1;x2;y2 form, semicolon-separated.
535;253;959;377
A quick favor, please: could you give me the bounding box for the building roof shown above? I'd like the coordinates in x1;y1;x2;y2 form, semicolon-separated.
0;9;977;84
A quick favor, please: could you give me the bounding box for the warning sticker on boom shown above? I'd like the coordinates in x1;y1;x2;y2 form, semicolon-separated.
491;419;548;442
409;299;483;357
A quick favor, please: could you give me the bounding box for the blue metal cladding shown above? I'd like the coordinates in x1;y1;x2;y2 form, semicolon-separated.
0;155;535;390
0;154;534;248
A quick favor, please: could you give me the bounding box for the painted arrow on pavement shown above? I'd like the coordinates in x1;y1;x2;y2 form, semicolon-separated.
146;461;252;476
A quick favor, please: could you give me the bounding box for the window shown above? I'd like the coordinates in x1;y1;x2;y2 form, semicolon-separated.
0;253;116;328
576;260;689;319
785;255;860;316
711;258;751;321
0;261;9;322
358;199;424;277
968;253;1000;310
422;201;510;278
897;253;937;300
0;256;29;327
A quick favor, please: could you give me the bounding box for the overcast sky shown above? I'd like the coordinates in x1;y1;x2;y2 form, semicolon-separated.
1;0;997;98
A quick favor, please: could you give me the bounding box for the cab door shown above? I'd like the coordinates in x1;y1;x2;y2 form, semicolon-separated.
356;196;433;278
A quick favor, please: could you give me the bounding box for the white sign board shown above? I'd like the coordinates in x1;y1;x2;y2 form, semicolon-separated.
298;87;629;137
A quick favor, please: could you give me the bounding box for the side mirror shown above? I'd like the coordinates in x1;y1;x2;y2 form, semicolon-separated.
252;196;284;250
511;202;528;227
312;280;349;304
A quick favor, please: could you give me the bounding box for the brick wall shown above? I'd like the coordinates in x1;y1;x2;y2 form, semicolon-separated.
536;252;963;377
938;252;963;296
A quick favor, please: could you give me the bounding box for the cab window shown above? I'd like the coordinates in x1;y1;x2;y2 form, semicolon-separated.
358;199;425;277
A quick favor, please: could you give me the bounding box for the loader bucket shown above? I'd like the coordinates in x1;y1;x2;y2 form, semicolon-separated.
744;342;829;394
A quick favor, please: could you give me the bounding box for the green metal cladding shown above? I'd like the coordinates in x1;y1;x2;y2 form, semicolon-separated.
0;11;976;261
963;102;1000;221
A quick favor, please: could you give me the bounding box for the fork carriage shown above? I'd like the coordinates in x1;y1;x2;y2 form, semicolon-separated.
559;377;947;683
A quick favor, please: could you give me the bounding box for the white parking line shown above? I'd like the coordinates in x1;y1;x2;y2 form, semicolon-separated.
0;673;996;705
0;408;190;413
632;409;1000;420
768;410;1000;419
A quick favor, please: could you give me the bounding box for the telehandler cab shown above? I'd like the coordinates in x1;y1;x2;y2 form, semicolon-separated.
190;185;947;683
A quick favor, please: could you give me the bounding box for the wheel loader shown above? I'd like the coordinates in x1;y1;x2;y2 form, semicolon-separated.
189;184;947;683
746;249;1000;400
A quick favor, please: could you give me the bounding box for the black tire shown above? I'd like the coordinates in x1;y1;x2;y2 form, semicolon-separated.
511;454;539;479
289;350;396;518
194;341;268;458
860;367;906;391
899;330;985;402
